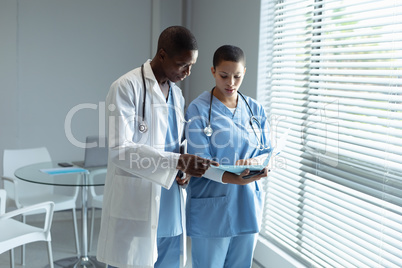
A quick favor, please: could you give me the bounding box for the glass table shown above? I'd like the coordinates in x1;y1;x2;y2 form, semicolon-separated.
14;161;107;268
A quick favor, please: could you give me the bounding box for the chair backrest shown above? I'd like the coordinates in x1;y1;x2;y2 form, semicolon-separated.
3;147;52;200
3;147;51;178
0;189;5;214
88;168;106;204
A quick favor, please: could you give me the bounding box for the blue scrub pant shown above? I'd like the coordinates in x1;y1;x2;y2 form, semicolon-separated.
155;235;181;268
191;234;257;268
107;235;181;268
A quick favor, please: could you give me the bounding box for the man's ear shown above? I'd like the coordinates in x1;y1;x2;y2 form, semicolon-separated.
158;49;167;62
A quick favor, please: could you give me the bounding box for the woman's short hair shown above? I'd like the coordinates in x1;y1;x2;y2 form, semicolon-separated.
213;45;246;68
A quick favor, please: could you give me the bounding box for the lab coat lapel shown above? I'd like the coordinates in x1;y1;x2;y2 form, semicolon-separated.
142;60;168;150
171;84;184;140
142;60;167;104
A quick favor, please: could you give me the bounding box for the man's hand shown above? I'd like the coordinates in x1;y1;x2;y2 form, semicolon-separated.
176;154;219;178
176;174;191;186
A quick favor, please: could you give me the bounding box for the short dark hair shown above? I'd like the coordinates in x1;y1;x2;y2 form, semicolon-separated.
157;26;198;57
213;45;246;68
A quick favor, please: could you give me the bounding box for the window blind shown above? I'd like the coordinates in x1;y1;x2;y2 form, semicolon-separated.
257;0;402;267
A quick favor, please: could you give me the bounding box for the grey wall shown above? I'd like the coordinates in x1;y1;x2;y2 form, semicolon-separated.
0;0;183;174
17;0;151;159
0;0;19;159
185;0;261;104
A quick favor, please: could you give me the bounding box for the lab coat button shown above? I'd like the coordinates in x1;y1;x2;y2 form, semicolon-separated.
152;225;157;229
155;196;160;201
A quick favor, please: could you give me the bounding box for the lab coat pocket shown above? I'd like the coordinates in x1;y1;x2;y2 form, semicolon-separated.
189;196;232;237
109;175;151;221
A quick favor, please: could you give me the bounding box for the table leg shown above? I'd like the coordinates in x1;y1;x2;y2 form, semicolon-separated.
72;173;104;268
46;173;106;268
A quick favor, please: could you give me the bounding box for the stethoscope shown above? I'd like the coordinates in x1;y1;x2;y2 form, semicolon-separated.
139;64;148;133
204;88;269;151
138;64;189;133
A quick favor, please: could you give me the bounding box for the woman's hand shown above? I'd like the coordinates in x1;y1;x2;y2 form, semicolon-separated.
222;168;268;185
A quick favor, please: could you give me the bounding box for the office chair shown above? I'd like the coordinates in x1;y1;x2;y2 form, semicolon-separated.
1;147;80;265
0;189;55;268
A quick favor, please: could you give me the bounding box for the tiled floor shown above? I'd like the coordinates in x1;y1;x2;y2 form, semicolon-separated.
0;210;260;268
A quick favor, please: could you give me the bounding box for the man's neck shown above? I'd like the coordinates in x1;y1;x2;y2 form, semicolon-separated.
150;60;170;99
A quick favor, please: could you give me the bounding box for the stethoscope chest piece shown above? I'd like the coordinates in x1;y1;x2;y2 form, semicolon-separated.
139;122;148;133
204;125;213;137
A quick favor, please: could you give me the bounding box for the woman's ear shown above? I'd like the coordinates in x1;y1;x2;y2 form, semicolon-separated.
211;67;216;75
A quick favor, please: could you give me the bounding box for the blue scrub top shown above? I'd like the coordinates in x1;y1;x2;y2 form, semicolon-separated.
157;87;183;238
185;91;271;238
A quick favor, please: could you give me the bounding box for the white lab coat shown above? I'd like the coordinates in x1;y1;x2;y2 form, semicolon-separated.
97;60;187;268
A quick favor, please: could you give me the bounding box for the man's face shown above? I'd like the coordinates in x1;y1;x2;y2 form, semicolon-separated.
162;50;198;83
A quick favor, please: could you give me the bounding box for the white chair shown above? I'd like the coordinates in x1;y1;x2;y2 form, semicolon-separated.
1;147;80;264
0;189;55;268
87;168;106;252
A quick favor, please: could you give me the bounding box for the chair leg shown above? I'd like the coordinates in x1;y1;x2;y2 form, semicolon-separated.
89;207;95;252
72;208;80;255
21;214;26;266
47;241;54;268
9;249;15;268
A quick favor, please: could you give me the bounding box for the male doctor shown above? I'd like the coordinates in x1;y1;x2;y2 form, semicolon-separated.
97;26;216;268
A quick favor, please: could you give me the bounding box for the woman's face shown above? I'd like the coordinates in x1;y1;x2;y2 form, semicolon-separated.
211;60;246;101
162;49;198;83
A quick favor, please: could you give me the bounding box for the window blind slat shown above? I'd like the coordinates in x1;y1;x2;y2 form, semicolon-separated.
310;61;402;68
311;34;402;47
310;52;402;61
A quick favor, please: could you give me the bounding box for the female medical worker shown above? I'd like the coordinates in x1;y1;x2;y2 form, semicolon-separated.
185;45;271;268
97;26;216;268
